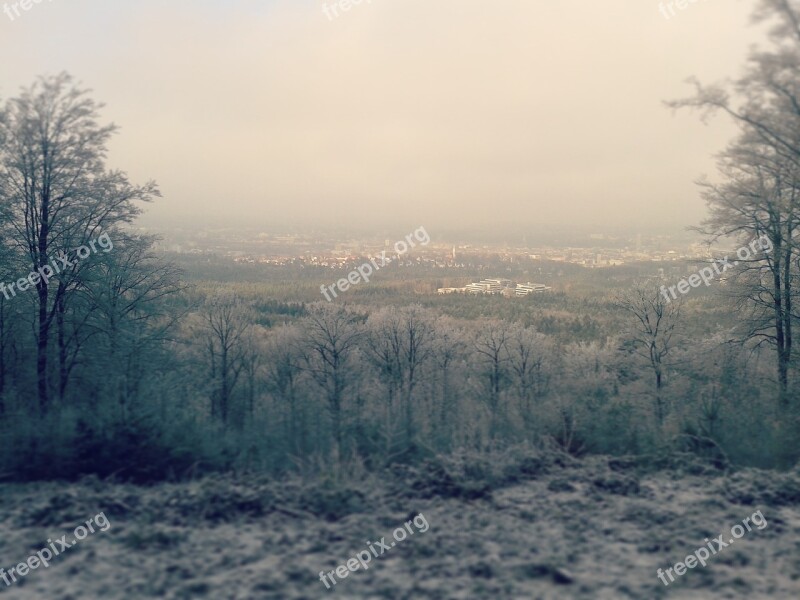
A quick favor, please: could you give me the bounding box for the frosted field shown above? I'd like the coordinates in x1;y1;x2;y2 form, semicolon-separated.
1;454;799;599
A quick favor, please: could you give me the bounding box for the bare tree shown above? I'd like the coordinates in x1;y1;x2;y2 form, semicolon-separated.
264;325;305;453
505;324;554;440
430;316;467;449
299;304;362;454
202;293;250;426
0;74;158;411
239;327;266;423
616;280;682;425
366;305;435;448
473;320;511;442
54;233;182;412
668;0;800;402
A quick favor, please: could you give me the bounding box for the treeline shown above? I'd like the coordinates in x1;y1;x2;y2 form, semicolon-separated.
0;281;794;481
171;296;795;472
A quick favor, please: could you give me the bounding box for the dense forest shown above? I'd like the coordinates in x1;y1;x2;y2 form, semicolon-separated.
0;56;799;485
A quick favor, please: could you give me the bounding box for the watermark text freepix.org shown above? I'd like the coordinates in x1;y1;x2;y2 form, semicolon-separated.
660;235;772;303
322;0;372;21
659;0;710;20
319;512;429;589
657;509;767;586
1;512;112;587
0;233;114;301
320;226;430;301
3;0;55;22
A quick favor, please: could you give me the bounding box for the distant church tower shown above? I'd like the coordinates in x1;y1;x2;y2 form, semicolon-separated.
452;245;456;260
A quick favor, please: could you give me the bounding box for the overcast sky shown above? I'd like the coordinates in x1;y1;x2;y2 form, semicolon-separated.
0;0;765;237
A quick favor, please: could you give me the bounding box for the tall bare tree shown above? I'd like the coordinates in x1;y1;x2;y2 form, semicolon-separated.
430;316;467;449
299;304;362;454
669;0;800;403
366;305;435;448
616;280;682;425
264;325;304;454
0;74;158;411
505;324;554;439
473;320;511;441
202;293;250;426
697;145;797;402
85;234;182;417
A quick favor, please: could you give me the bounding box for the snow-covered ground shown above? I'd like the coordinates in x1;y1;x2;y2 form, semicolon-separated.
1;455;798;599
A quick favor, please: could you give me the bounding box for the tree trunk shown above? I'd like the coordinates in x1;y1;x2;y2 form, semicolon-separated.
57;295;68;402
36;286;49;412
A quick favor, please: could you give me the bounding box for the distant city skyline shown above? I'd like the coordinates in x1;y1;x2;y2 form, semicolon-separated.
136;213;706;245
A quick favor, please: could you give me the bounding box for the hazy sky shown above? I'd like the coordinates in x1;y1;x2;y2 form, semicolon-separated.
0;0;765;236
